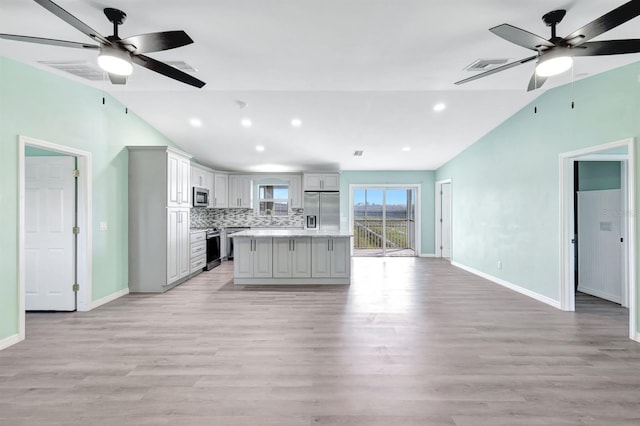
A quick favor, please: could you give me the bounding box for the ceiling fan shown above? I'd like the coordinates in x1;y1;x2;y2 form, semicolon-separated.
0;0;206;88
455;0;640;91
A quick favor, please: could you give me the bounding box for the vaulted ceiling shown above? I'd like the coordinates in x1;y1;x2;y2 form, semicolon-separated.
2;0;639;171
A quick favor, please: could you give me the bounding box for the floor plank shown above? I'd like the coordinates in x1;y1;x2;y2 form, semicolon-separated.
1;258;639;425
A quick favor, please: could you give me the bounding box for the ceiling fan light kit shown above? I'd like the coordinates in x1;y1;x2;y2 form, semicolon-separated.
98;45;132;76
455;0;640;90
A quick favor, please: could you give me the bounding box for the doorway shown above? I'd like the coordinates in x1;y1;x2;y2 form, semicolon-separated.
559;138;636;341
350;185;418;257
18;136;93;341
435;179;452;259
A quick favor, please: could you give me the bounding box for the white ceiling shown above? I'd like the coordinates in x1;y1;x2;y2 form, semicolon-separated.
2;0;639;171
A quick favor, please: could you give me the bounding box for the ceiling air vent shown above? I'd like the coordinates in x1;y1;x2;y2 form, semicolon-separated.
164;61;198;72
465;58;509;72
353;150;364;157
39;61;106;81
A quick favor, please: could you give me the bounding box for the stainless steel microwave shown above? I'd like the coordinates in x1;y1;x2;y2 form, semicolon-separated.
193;187;209;207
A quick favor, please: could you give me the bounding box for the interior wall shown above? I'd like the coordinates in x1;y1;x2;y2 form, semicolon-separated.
435;61;640;318
578;161;622;191
0;57;180;342
339;170;436;255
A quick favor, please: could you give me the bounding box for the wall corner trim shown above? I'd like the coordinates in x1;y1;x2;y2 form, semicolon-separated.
89;288;130;311
451;261;562;310
0;334;23;351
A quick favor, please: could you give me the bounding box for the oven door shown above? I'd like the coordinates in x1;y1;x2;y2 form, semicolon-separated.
205;232;221;270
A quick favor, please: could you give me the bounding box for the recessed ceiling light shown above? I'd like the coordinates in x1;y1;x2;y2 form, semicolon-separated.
402;147;411;152
291;118;302;127
353;150;364;157
241;118;252;128
433;103;446;112
255;145;265;152
189;118;202;127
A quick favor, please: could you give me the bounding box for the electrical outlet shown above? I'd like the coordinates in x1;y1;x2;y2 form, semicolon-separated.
497;260;502;270
99;221;108;231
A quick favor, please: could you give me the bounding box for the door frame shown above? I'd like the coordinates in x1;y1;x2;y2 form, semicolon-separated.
18;136;93;341
435;179;452;259
348;184;421;256
559;137;636;341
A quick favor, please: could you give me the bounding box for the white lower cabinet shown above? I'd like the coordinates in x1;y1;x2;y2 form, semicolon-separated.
167;208;190;284
234;238;273;278
273;237;311;278
311;237;350;278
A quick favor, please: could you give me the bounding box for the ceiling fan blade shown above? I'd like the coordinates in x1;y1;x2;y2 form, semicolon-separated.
108;73;127;85
570;39;640;56
527;72;547;91
455;55;538;86
119;31;194;54
0;33;99;49
131;54;206;88
563;0;640;46
33;0;111;45
490;24;555;50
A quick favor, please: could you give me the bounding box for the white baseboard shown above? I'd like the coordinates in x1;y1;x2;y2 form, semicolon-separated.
90;287;129;310
451;261;561;309
577;286;621;305
419;253;437;258
633;332;640;343
0;333;23;351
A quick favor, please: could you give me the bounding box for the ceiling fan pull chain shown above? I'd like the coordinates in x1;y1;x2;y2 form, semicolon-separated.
571;61;575;109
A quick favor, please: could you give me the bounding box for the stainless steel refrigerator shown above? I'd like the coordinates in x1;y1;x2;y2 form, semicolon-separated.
304;192;340;231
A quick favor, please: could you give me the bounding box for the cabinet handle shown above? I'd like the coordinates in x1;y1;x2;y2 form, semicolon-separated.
327;240;330;251
293;240;295;251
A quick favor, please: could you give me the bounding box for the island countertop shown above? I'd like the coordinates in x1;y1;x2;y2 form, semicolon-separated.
230;229;353;238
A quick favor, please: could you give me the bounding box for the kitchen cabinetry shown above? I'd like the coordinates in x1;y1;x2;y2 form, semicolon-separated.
289;174;302;209
192;164;215;208
127;146;193;292
303;173;340;191
190;230;206;274
234;237;273;278
311;237;350;278
273;237;311;278
167;151;191;207
213;173;229;208
228;174;252;208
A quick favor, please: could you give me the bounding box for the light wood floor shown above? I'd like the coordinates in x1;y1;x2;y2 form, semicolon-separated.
1;258;639;425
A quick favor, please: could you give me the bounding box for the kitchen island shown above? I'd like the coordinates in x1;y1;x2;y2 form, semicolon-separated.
230;229;352;285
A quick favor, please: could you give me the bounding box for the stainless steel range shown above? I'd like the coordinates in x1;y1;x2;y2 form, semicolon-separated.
205;228;221;270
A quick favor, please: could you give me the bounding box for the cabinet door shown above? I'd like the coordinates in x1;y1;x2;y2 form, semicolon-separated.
167;209;180;283
191;165;205;188
178;209;191;279
272;238;292;278
178;157;191;205
205;171;215;208
253;238;273;278
289;175;302;209
330;238;350;278
321;173;340;191
233;238;253;278
214;173;228;208
167;153;180;207
239;175;252;208
304;173;323;191
228;175;240;207
311;238;331;278
291;237;311;278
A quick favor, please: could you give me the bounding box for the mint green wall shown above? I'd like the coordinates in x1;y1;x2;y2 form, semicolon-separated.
0;57;179;341
436;62;640;318
578;161;621;191
339;171;435;255
25;146;66;156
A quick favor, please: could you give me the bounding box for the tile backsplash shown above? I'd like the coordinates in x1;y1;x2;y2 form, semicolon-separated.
191;208;304;229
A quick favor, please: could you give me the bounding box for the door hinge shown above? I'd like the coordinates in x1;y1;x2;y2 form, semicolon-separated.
621;237;624;243
72;283;80;292
72;226;80;234
440;246;443;250
72;169;80;178
439;218;443;223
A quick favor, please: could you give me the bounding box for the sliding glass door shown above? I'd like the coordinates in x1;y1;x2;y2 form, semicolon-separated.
352;187;416;257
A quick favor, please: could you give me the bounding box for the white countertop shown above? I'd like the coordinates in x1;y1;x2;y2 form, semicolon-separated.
231;229;353;238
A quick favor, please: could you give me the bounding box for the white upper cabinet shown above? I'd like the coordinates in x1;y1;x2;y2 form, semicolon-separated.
167;151;191;207
213;173;229;208
228;175;252;208
303;173;340;191
289;174;302;209
191;164;215;208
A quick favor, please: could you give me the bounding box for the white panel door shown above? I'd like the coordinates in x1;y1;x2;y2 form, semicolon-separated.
234;239;254;278
330;238;350;278
311;238;331;277
291;238;311;278
273;238;292;278
253;238;273;278
25;156;75;311
167;152;180;207
178;157;191;205
178;209;190;279
578;189;622;303
167;209;180;284
441;183;451;258
214;173;229;208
